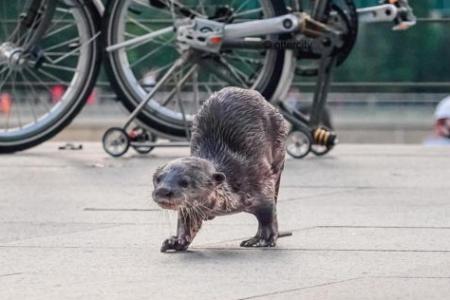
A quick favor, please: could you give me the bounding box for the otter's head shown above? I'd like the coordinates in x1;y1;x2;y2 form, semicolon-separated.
152;157;226;210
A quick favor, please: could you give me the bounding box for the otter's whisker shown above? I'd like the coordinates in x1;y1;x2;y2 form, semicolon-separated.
196;203;214;215
192;205;206;220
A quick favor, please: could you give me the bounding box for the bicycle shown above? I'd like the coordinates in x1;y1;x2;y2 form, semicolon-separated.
100;0;415;157
0;0;415;155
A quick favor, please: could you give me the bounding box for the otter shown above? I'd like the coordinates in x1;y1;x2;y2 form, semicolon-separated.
152;87;288;252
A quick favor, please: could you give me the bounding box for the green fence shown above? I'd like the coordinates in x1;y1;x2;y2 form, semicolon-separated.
326;0;450;92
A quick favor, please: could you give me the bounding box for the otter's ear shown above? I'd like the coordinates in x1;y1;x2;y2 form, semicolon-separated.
212;172;226;185
154;163;167;175
153;164;167;182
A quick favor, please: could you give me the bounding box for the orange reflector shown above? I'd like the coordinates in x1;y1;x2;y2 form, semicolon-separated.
209;36;222;44
0;93;11;114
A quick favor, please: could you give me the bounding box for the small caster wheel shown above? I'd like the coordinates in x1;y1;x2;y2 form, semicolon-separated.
134;145;155;154
130;127;157;155
102;127;130;157
311;144;334;156
286;129;312;159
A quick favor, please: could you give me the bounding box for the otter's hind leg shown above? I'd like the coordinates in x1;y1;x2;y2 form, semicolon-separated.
240;202;278;247
274;162;284;203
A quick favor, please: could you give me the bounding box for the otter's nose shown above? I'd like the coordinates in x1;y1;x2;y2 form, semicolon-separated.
154;187;174;198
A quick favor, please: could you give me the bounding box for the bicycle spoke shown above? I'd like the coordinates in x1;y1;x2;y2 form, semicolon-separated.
11;71;22;129
235;0;254;15
129;37;175;68
204;61;243;87
23;67;53;96
223;52;260;80
202;82;213;95
223;53;262;66
49;32;99;65
132;0;173;16
151;61;175;77
44;51;78;61
0;66;10;77
132;0;151;7
35;67;70;86
197;0;206;16
45;22;75;39
44;6;72;38
22;69;51;114
43;37;79;52
107;26;172;52
160;0;204;18
41;62;77;73
233;8;263;18
127;17;172;45
219;57;250;88
16;69;38;124
19;69;42;121
0;68;13;92
124;32;139;39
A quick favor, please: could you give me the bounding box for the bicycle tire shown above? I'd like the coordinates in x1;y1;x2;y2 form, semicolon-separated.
0;0;102;153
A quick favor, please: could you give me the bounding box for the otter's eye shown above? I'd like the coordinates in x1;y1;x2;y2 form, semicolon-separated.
155;176;162;184
178;179;189;188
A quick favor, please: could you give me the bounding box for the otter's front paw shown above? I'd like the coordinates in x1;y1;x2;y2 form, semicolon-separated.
160;236;190;253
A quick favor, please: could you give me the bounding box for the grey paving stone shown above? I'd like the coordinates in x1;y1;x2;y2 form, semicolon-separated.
1;143;450;300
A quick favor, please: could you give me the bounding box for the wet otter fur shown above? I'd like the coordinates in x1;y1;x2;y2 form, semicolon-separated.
152;87;288;252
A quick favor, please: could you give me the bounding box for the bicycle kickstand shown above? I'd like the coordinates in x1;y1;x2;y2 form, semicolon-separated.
281;53;338;159
309;55;338;147
102;51;192;157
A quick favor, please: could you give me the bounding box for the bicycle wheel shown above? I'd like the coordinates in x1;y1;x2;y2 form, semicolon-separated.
0;0;101;153
104;0;295;139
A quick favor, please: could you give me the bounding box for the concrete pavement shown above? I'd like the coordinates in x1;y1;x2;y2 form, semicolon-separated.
1;143;450;299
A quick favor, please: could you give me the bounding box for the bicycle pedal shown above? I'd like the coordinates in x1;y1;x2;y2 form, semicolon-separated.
313;128;337;146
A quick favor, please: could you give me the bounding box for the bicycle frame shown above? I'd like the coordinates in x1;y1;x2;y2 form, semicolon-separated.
176;4;403;54
105;2;409;54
